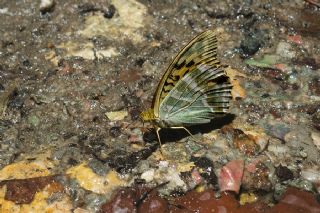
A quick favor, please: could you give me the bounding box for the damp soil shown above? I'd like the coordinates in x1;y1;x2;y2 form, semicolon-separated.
0;0;319;212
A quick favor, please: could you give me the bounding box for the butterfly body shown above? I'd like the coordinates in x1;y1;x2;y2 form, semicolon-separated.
141;30;232;144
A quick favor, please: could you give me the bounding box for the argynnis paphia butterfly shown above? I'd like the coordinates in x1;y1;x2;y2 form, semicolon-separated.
141;30;232;145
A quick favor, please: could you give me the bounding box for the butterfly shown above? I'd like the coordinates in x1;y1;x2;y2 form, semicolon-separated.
141;30;232;146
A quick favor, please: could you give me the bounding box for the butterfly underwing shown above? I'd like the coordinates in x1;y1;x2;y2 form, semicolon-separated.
141;30;232;145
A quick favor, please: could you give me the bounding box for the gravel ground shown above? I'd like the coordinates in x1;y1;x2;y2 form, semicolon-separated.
0;0;319;212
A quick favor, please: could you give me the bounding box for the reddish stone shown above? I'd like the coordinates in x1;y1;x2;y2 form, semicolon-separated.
270;187;320;213
219;160;244;193
101;186;168;213
101;187;143;213
274;64;288;72
170;189;238;213
191;169;203;185
221;127;259;156
1;175;57;204
245;158;265;173
238;201;270;213
287;35;302;45
101;186;320;213
233;131;259;156
242;162;272;191
138;191;168;213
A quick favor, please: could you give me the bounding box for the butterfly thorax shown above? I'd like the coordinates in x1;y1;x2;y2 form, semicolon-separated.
140;108;156;121
140;108;170;128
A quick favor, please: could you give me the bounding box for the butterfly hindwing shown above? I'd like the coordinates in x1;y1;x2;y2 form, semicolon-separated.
153;30;220;117
158;64;232;126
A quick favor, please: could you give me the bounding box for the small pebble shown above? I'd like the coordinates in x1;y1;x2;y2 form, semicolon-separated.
105;110;128;121
141;169;155;182
311;131;320;150
40;0;55;13
240;36;261;57
104;5;116;19
276;165;294;182
299;149;308;158
109;127;121;138
276;42;296;59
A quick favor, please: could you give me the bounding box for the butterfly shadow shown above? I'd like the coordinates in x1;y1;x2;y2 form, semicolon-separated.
143;114;235;144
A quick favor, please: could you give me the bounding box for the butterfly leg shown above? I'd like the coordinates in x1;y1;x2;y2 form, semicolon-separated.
155;127;165;154
171;127;201;143
156;127;162;147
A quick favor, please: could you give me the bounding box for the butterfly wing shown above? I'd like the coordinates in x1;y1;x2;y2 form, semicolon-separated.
158;64;232;127
152;30;220;118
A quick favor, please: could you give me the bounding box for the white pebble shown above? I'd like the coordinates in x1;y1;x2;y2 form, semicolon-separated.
40;0;55;12
141;169;155;182
276;42;296;59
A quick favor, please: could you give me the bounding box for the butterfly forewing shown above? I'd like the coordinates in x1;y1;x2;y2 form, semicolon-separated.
153;30;220;118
